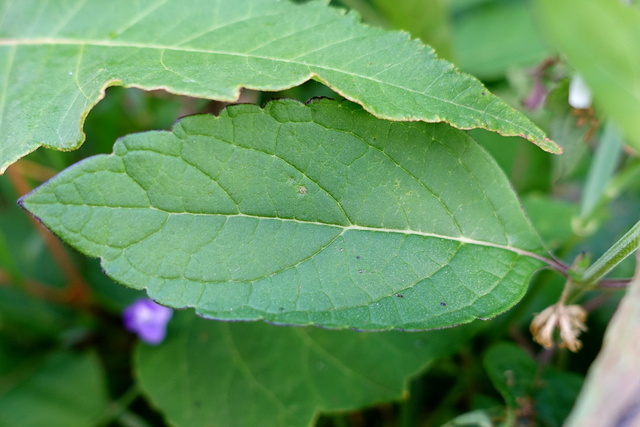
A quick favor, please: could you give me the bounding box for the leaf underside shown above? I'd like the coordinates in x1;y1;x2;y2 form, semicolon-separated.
21;99;547;330
0;0;559;173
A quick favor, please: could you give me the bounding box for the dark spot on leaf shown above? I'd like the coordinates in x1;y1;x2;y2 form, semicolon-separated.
356;255;361;259
358;269;364;273
481;92;486;96
396;293;404;298
440;302;446;306
279;307;284;311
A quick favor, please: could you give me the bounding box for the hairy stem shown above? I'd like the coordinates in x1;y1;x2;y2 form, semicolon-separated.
576;219;640;287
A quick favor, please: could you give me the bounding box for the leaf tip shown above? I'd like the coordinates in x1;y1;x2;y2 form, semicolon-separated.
541;137;563;154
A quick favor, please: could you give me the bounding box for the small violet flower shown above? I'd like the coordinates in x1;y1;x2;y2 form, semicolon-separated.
123;299;173;345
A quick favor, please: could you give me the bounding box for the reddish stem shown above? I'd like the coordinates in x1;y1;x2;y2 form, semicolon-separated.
7;162;91;306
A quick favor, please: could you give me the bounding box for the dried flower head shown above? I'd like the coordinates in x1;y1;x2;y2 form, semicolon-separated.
530;303;588;352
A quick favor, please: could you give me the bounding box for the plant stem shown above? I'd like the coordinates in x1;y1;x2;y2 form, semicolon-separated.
0;269;68;303
7;162;91;306
575;219;640;287
96;384;143;427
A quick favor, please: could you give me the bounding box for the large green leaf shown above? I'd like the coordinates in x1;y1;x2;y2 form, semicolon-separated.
0;0;559;174
136;312;479;427
20;99;552;330
535;0;640;152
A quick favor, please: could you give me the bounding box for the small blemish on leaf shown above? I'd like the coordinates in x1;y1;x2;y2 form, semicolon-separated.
279;307;284;311
298;186;307;194
440;302;446;306
356;255;361;259
395;293;404;298
358;269;364;274
481;92;486;96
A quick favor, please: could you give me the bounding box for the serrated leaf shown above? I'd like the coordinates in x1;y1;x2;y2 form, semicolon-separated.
0;0;559;174
535;0;640;152
21;99;551;330
136;312;479;427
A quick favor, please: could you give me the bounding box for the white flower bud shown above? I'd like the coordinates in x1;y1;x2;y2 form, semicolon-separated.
569;74;593;109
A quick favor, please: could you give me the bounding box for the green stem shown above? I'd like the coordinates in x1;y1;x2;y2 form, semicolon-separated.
95;384;142;427
573;219;640;287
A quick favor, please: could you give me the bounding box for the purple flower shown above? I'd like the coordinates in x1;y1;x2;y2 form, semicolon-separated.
123;299;173;345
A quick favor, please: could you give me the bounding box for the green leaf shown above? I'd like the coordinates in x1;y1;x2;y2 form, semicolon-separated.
484;342;583;427
534;371;583;427
522;194;576;251
452;0;549;80
372;0;453;61
579;122;623;219
535;0;640;152
0;0;559;174
484;342;536;419
21;99;551;330
0;349;108;427
136;311;479;427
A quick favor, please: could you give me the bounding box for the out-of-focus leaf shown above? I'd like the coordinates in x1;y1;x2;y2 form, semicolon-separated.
136;312;479;427
485;342;584;427
0;0;560;174
21;99;552;331
566;253;640;427
470;129;552;193
484;342;536;413
522;194;576;251
0;287;78;343
0;349;108;427
373;0;453;60
535;370;583;427
484;343;584;427
452;1;549;80
579;122;623;219
535;0;640;152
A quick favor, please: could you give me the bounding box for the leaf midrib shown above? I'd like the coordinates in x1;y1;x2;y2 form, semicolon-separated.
27;196;550;264
0;37;535;137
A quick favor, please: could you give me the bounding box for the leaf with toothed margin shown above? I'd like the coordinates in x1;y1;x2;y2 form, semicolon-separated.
0;0;560;174
20;99;554;330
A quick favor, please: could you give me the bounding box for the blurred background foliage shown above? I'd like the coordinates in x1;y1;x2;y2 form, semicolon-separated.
1;0;638;425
